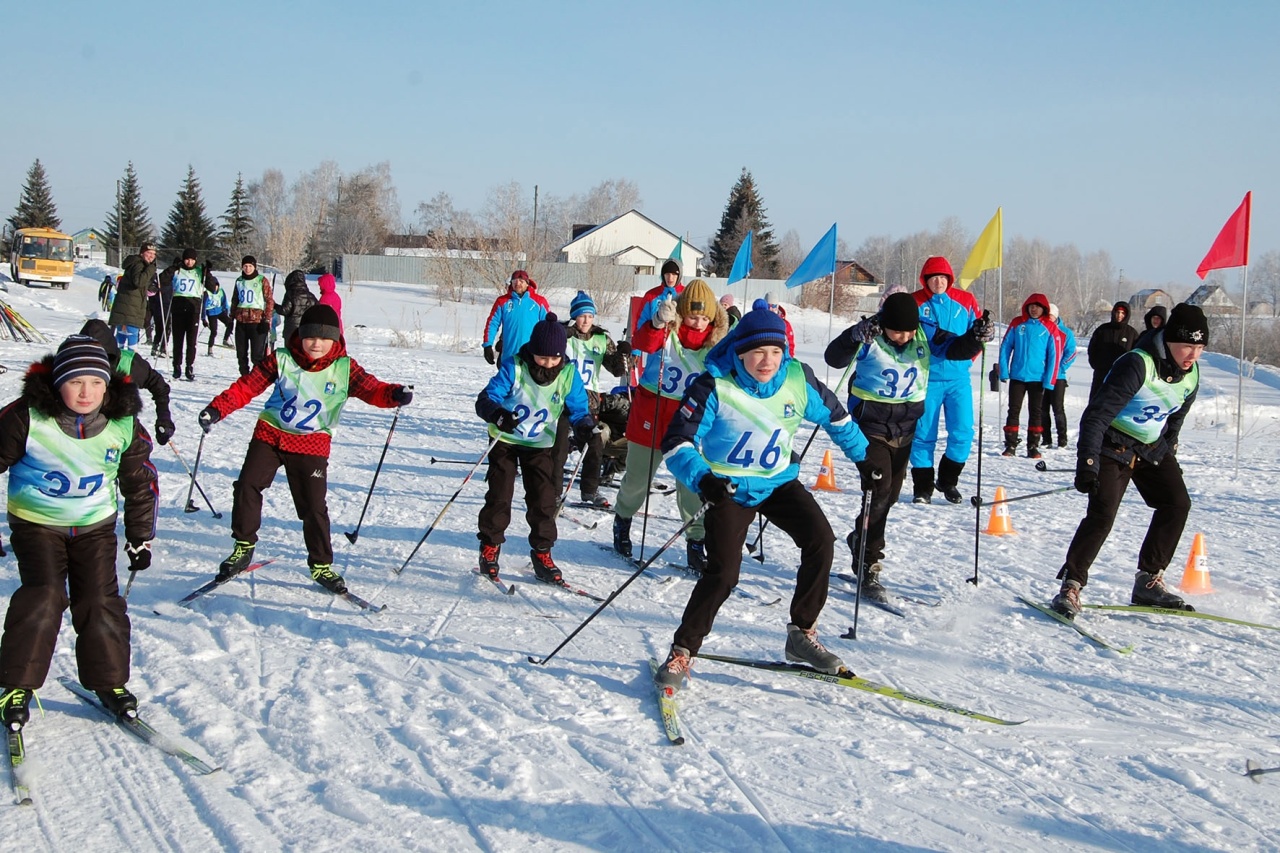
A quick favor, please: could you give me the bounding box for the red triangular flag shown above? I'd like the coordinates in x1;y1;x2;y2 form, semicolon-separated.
1196;192;1251;279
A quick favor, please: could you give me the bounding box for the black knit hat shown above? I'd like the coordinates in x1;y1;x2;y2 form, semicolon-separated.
879;292;920;333
1164;303;1209;346
241;255;257;268
661;259;680;277
182;247;198;261
298;304;341;341
529;313;567;359
52;335;112;388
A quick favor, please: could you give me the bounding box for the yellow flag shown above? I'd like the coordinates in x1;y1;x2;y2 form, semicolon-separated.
958;207;1002;290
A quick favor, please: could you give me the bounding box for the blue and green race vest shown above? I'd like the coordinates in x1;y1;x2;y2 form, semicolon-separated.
1109;349;1199;444
488;361;574;448
259;349;351;436
704;360;808;477
567;332;609;393
7;409;133;526
172;266;203;298
116;349;135;375
235;274;266;311
849;329;930;404
639;334;707;401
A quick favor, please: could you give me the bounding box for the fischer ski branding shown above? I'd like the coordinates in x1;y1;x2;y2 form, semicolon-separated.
648;659;685;745
8;729;30;805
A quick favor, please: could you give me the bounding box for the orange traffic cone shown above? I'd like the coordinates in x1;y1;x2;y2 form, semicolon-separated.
1177;532;1213;594
982;486;1016;536
812;449;840;492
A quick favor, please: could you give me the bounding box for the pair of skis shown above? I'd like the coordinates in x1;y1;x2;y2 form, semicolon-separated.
175;559;385;613
474;566;606;603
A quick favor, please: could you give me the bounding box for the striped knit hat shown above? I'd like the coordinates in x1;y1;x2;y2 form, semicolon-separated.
52;335;112;388
570;291;597;319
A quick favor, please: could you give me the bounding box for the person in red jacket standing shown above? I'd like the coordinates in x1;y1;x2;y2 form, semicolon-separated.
197;305;413;594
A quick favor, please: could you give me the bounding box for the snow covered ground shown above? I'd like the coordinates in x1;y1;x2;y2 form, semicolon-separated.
0;267;1278;851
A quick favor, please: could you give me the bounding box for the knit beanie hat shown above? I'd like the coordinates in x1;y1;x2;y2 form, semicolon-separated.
529;313;567;358
241;255;257;268
1163;303;1209;346
1048;303;1060;320
661;259;680;277
510;270;531;284
879;292;920;333
678;279;717;320
733;307;789;355
570;291;597;319
298;304;342;341
720;293;735;308
182;247;198;261
920;256;954;285
52;335;112;388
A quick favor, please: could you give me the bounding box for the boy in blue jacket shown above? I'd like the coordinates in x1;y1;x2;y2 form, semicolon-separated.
475;314;594;585
998;293;1063;459
653;308;869;689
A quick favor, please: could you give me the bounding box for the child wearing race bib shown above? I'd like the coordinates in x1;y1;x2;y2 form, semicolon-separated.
653;307;869;690
611;279;727;571
197;305;413;595
0;336;158;727
475;314;595;585
1049;303;1207;619
160;248;219;382
824;292;993;602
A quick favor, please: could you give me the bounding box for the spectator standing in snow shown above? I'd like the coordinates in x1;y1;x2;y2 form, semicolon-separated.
997;293;1063;459
1087;302;1138;402
1040;304;1078;449
482;270;549;366
230;256;273;377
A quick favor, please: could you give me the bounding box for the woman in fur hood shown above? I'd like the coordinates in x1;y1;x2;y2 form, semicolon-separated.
610;278;728;569
0;336;158;729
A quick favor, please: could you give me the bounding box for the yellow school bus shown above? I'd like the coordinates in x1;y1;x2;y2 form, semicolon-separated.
9;227;74;289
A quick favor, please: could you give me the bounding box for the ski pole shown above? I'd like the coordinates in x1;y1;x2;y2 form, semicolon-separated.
635;345;667;566
125;570;138;599
969;485;1076;508
177;434;222;518
528;493;723;667
842;471;880;641
344;396;409;544
554;434;589;519
1246;760;1280;782
970;341;988;586
396;433;501;575
1033;460;1073;474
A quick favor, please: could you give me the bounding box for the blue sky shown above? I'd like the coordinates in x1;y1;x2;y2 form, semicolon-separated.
4;0;1276;287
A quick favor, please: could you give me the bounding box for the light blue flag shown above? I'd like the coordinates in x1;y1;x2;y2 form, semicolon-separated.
669;237;683;270
727;230;754;285
784;224;837;289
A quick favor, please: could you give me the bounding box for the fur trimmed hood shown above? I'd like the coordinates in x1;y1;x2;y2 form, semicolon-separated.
23;355;142;421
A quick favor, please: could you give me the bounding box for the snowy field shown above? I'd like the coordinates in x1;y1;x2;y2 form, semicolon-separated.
0;266;1278;852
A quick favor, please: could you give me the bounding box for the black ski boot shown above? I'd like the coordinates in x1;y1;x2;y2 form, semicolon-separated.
1131;571;1191;610
185;365;195;382
1027;431;1043;460
686;540;707;575
1057;432;1069;449
95;686;138;719
935;457;964;504
911;467;934;504
531;549;563;584
479;543;501;579
309;563;347;594
612;515;633;559
216;540;256;582
1001;429;1020;457
859;562;889;603
0;687;32;731
1051;580;1082;619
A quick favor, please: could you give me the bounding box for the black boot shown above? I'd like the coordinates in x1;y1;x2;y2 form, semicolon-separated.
1058;432;1069;449
1027;431;1043;460
95;686;138;719
686;540;707;575
1001;429;1020;457
612;515;633;559
935;457;964;504
911;467;934;504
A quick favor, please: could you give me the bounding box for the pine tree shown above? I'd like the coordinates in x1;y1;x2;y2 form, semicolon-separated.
708;168;780;278
161;165;218;263
104;162;154;263
8;159;62;232
218;172;255;267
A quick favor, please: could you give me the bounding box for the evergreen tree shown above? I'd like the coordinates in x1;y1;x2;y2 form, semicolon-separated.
218;172;255;266
103;162;155;263
8;159;62;232
708;168;780;278
161;165;218;263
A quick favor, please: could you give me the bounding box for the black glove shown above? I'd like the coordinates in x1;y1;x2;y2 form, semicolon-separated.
1074;459;1099;495
483;345;496;365
493;409;519;433
198;406;221;434
972;310;995;343
125;539;152;572
850;316;881;344
855;460;883;492
391;385;414;406
571;419;597;451
154;417;175;446
698;473;733;505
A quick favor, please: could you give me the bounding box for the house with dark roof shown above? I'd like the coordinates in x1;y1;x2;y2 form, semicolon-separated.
1187;283;1237;316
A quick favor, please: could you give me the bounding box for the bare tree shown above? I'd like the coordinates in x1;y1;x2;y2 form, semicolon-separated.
1253;249;1280;316
324;162;398;257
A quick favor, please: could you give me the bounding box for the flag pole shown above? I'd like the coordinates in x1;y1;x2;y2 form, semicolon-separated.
1234;264;1249;478
825;270;836;386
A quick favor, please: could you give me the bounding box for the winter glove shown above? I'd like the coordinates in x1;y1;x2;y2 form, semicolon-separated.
571;419;597;451
1074;459;1099;495
850;315;881;344
492;409;519;434
154;416;175;446
391;385;414;406
854;460;883;492
198;406;221;434
653;298;679;328
483;345;496;365
971;310;995;343
698;473;734;505
125;539;152;572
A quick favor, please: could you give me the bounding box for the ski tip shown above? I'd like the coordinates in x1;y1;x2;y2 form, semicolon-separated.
506;584;518;596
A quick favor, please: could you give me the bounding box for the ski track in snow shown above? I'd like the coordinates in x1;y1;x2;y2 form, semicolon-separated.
0;269;1279;850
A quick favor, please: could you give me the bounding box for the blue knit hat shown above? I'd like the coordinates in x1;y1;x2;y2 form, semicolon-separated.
733;307;788;355
529;313;568;358
570;291;597;319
